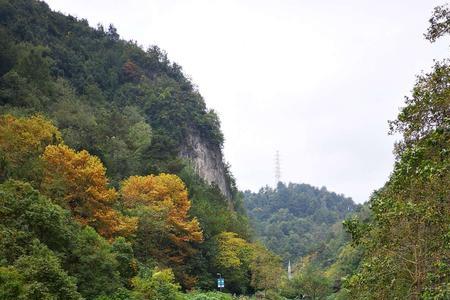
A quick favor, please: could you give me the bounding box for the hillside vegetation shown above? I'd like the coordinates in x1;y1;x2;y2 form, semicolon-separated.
244;183;357;263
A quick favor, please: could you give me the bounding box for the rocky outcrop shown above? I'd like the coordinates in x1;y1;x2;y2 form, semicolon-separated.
179;129;232;200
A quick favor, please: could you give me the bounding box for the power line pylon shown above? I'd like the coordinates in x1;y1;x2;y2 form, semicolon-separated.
275;150;281;184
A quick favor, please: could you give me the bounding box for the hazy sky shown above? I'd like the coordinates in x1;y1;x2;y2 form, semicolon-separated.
45;0;449;203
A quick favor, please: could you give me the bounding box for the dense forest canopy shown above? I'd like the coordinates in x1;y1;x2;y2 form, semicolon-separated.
244;182;358;263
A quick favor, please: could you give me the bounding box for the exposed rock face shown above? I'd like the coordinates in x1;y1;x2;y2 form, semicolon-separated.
179;129;232;200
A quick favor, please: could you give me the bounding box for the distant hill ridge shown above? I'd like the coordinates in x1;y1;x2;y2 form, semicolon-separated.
244;182;358;262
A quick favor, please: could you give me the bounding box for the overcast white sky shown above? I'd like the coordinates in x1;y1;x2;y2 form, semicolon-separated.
45;0;449;203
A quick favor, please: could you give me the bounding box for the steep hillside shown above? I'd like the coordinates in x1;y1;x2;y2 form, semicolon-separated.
244;182;358;263
179;128;233;200
0;0;235;201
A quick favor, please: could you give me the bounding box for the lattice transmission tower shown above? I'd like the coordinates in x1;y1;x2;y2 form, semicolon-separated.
275;150;281;184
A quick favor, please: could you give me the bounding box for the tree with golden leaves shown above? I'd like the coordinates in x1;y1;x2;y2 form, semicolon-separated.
121;173;203;243
0;114;61;182
41;144;136;239
213;231;254;293
121;174;203;287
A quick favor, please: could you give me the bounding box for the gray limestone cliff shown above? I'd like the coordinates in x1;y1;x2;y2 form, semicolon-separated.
179;129;233;200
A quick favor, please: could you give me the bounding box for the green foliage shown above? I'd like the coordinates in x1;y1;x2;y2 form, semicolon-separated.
344;129;450;299
0;28;16;77
131;268;183;300
177;166;253;291
0;5;249;293
323;244;363;284
282;266;332;300
94;288;136;300
13;241;82;300
244;179;362;299
0;44;52;110
389;60;450;155
68;227;122;299
426;4;450;42
0;266;26;300
244;182;358;263
179;165;250;240
250;243;284;292
212;232;254;294
0;180;127;299
0;116;255;297
343;9;450;298
112;237;138;288
15;43;53;92
0;179;76;262
184;291;234;300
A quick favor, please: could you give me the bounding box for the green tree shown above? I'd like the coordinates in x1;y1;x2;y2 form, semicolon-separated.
131;268;183;300
68;227;122;299
212;232;254;294
184;291;233;300
0;180;76;262
284;266;331;300
344;7;450;299
250;243;283;292
13;241;82;300
0;180;128;299
0;267;26;300
112;237;138;288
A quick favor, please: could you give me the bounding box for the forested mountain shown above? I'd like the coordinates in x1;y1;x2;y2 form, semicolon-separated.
0;0;229;191
244;183;358;263
0;0;283;299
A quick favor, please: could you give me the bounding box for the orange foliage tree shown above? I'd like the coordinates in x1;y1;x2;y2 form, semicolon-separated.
41;144;136;239
121;173;203;243
120;174;203;287
0;114;61;181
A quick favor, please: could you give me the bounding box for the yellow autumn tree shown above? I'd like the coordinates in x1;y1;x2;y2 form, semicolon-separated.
41;144;136;238
0;114;61;181
213;232;254;292
250;243;284;292
120;174;203;288
121;173;203;243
